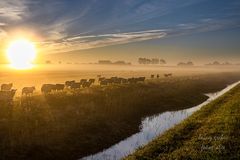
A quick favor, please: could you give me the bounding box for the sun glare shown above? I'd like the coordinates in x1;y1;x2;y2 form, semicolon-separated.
6;39;37;70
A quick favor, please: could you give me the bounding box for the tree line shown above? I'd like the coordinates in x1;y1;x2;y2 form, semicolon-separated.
138;58;166;65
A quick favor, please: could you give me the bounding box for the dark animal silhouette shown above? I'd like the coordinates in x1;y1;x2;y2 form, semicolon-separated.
82;81;92;88
80;79;87;85
70;82;81;89
100;80;108;86
41;84;55;94
0;89;17;101
164;73;173;77
1;83;13;91
128;78;137;84
55;84;65;91
89;79;95;84
65;81;75;88
114;78;122;84
121;78;128;84
98;77;105;82
137;77;145;82
151;75;154;79
22;87;35;95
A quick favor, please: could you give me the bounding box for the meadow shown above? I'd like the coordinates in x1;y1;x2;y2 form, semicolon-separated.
125;81;240;160
0;70;240;160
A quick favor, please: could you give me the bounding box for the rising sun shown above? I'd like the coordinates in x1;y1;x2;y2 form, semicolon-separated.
6;39;37;70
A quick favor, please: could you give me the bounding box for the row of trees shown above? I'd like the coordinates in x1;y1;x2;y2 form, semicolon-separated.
206;61;232;66
138;58;166;65
98;60;131;65
177;61;194;66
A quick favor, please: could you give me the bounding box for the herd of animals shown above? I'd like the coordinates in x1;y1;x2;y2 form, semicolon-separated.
0;73;172;101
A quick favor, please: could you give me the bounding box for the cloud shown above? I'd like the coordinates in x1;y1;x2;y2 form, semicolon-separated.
38;16;240;54
1;0;240;56
39;30;167;53
0;0;27;21
0;29;8;40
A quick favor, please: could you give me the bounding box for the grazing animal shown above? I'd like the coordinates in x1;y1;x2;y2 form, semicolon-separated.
82;81;92;88
1;83;13;91
151;75;154;79
121;78;128;84
109;77;118;83
100;80;108;86
89;79;95;84
164;73;173;77
98;77;105;82
80;79;87;85
65;81;75;88
22;87;36;95
41;84;55;94
55;84;65;91
0;89;17;101
114;78;122;84
128;78;137;84
157;74;160;78
70;82;81;90
137;77;145;82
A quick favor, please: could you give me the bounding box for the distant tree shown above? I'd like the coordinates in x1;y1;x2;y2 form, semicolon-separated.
187;61;194;66
213;61;220;65
98;60;112;64
138;57;166;65
113;61;131;65
46;60;52;64
152;58;159;64
177;62;185;66
178;61;194;66
160;59;166;64
138;58;144;64
223;61;231;65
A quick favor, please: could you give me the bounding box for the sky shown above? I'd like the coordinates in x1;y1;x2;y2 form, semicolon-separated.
0;0;240;64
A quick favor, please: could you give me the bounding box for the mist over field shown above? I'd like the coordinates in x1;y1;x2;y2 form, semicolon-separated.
0;0;240;160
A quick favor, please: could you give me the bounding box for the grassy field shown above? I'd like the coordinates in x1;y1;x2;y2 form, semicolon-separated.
0;72;240;160
125;82;240;159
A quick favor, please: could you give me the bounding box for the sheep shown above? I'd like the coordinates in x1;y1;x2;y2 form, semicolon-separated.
100;80;108;86
1;83;13;91
70;82;81;90
55;84;65;91
89;79;95;84
164;73;173;77
82;81;92;88
22;87;36;96
0;89;17;101
80;79;87;85
65;81;75;88
98;77;105;82
41;84;55;94
137;77;145;82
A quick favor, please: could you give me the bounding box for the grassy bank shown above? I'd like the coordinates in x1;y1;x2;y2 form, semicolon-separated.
125;83;240;160
0;72;240;160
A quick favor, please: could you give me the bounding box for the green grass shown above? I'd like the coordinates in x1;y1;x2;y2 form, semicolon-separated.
125;84;240;160
0;72;240;160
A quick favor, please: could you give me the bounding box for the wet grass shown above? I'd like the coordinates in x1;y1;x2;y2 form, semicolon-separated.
125;81;240;160
0;72;240;160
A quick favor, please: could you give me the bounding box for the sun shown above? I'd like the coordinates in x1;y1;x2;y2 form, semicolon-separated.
6;39;37;70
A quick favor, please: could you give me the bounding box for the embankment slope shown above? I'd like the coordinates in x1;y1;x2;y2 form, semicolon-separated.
125;84;240;159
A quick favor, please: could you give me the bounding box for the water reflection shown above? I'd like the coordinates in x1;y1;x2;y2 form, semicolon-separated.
82;81;240;160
